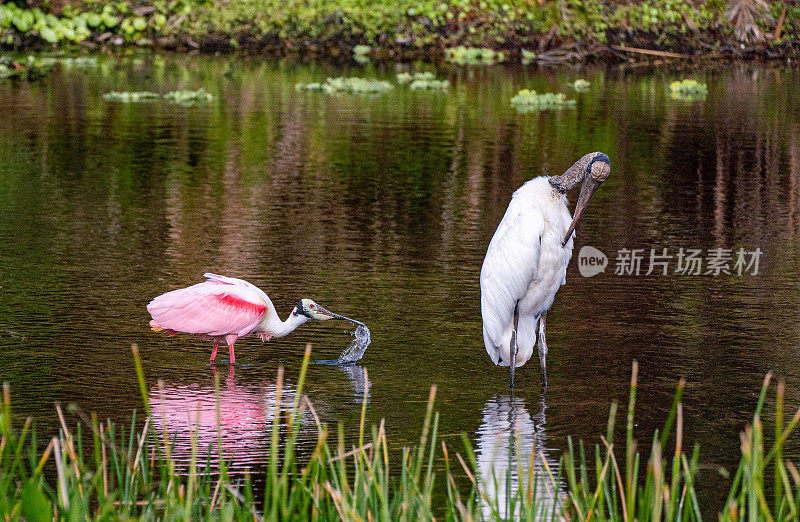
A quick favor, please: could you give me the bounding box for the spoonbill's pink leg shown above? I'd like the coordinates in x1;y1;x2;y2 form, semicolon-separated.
210;341;220;363
226;334;238;365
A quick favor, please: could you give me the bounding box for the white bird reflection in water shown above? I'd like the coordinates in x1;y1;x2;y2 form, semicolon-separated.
475;394;563;520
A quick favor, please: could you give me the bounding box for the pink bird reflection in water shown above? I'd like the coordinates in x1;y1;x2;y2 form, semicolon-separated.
147;366;312;474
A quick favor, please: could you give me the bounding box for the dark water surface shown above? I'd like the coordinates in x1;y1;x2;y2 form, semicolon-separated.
1;55;799;512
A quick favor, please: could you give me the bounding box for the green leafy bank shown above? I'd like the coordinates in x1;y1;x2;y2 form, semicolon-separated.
0;0;798;61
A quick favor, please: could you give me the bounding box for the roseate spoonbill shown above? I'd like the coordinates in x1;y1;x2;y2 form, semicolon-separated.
480;152;610;388
147;273;344;364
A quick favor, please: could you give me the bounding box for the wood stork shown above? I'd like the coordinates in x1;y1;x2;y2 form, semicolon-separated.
480;152;610;388
147;273;347;364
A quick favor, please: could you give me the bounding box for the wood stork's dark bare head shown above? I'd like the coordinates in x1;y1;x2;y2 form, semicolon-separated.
549;152;611;246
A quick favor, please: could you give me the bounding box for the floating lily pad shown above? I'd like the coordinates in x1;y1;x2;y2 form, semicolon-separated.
409;79;449;91
163;88;214;105
396;71;435;84
295;77;393;94
511;89;576;112
445;46;506;65
670;78;707;100
103;91;161;102
395;72;449;91
572;79;591;91
60;56;99;68
296;82;324;91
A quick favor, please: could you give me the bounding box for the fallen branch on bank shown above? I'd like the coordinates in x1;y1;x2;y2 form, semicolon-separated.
609;44;692;59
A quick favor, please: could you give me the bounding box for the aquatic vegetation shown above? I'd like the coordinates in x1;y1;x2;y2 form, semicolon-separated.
323;76;393;94
409;79;450;91
670;78;708;94
0;353;796;520
163;88;215;105
396;72;449;91
445;46;506;65
670;78;708;100
396;71;435;84
511;89;577;112
103;89;215;105
295;76;393;94
521;48;538;64
295;81;324;91
59;56;99;68
572;78;591;91
671;91;708;101
103;91;162;102
0;56;53;80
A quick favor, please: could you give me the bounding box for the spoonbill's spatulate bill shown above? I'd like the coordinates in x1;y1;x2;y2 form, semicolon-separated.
480;152;610;388
147;273;349;364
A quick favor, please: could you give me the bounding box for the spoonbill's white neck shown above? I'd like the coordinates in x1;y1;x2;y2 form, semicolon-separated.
265;311;310;338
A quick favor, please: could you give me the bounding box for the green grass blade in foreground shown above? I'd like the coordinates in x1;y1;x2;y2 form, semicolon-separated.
2;358;800;520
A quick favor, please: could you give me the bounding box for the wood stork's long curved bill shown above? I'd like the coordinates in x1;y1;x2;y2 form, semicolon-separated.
562;177;602;246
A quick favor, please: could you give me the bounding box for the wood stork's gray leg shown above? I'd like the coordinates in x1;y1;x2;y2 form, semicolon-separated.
538;312;548;388
510;302;519;390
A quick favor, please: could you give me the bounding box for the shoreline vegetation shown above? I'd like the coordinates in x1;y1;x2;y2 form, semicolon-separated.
0;346;798;520
0;0;798;64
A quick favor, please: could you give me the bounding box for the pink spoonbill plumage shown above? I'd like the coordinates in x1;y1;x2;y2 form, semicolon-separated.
147;273;342;364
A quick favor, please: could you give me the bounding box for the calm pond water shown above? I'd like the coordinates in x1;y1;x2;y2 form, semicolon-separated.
1;54;799;514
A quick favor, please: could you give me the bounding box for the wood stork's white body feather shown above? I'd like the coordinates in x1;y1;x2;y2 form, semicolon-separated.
480;177;574;367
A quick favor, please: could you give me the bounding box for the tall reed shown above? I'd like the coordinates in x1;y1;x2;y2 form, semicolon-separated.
0;347;798;520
